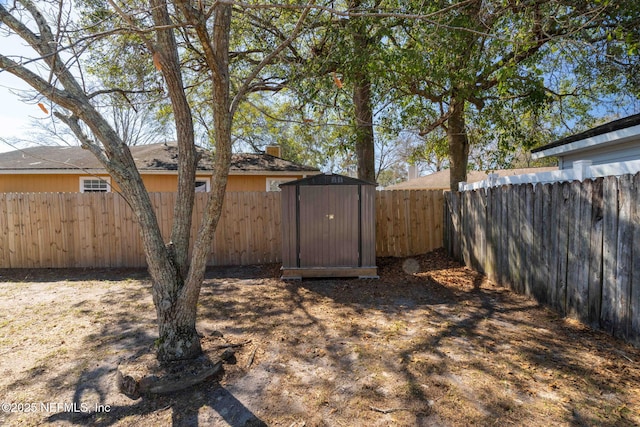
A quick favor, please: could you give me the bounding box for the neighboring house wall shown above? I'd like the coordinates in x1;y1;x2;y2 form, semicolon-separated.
388;167;558;191
140;174;181;192
226;175;303;192
559;138;640;169
0;173;307;193
138;174;213;192
0;143;321;193
0;174;87;192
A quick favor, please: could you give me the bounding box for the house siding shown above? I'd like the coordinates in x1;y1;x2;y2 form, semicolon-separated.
560;138;640;170
0;174;86;192
0;173;308;193
226;175;304;191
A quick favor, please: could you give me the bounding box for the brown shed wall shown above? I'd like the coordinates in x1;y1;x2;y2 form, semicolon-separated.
280;176;377;278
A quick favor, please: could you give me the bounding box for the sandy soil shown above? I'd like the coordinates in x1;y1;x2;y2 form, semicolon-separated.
0;249;639;426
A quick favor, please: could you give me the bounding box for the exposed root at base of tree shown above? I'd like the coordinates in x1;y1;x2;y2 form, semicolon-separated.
115;335;247;399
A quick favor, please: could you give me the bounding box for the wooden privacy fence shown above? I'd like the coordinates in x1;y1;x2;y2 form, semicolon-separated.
444;174;640;347
376;190;443;257
0;189;444;268
0;192;283;268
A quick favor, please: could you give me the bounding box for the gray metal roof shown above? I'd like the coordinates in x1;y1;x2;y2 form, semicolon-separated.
0;142;320;174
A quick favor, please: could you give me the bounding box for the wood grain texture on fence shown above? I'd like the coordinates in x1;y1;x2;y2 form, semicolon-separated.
0;189;444;270
0;192;283;268
375;189;444;257
444;173;640;347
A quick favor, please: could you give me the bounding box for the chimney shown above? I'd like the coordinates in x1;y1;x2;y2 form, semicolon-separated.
408;164;418;180
265;145;281;158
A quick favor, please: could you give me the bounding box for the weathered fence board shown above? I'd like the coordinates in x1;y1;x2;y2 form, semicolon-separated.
531;183;544;302
601;177;619;334
444;172;640;347
631;177;640;345
575;180;592;322
566;181;582;318
522;184;534;296
588;178;604;328
499;187;509;287
615;175;634;340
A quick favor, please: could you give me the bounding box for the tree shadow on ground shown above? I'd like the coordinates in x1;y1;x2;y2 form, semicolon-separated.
38;276;268;427
3;251;638;426
47;364;266;426
196;250;640;426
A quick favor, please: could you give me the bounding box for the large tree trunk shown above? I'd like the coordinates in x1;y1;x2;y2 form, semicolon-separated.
154;279;202;361
146;0;201;362
447;97;470;191
148;0;234;362
350;0;376;183
353;74;376;183
159;2;234;362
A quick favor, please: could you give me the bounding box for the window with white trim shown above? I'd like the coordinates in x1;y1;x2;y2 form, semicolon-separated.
266;178;295;192
80;177;111;193
195;178;211;192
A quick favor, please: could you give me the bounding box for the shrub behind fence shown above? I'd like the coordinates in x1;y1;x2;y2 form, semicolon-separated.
444;174;640;347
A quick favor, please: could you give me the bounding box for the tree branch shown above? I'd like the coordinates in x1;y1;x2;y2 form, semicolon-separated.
231;0;314;116
419;111;452;137
87;87;159;99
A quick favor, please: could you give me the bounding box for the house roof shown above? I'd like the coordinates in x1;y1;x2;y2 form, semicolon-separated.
0;143;320;175
531;113;640;159
386;167;558;190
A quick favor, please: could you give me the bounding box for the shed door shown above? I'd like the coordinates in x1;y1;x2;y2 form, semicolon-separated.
298;185;360;267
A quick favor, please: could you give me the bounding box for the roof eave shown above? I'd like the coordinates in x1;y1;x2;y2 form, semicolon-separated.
531;124;640;160
0;169;108;175
0;168;321;175
228;170;320;176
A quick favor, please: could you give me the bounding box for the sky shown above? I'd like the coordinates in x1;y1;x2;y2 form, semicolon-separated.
0;35;47;153
0;73;41;153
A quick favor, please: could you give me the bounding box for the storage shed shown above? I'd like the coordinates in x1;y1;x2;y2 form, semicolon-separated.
280;173;378;279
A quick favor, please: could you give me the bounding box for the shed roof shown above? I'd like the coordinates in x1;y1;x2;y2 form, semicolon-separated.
531;113;640;159
279;173;376;187
0;142;320;174
386;167;558;190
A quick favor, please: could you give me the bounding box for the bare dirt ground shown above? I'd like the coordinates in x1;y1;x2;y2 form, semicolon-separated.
0;249;639;427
